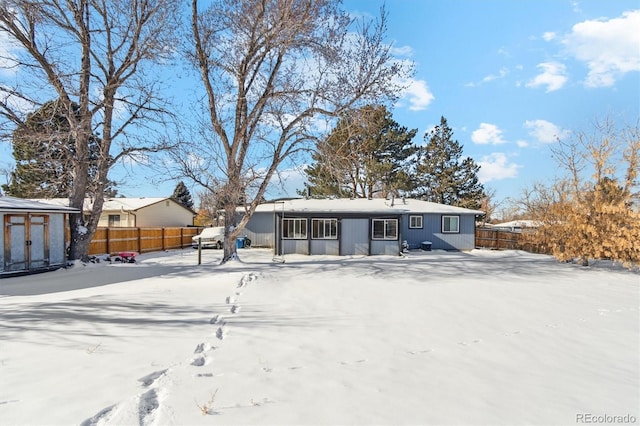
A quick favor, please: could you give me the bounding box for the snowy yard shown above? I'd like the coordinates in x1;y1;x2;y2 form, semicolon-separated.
0;248;638;425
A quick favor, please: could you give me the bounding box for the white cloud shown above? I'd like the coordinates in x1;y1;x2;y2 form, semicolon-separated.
516;140;529;148
465;67;509;87
471;123;506;145
482;67;509;83
401;78;434;111
562;10;640;88
477;153;520;183
572;1;582;13
0;32;20;75
526;62;568;92
390;45;414;57
266;165;307;198
524;119;571;143
542;32;557;41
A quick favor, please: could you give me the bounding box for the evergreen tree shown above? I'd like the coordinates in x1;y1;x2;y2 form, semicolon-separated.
304;105;417;198
172;181;194;210
2;100;116;199
413;116;485;208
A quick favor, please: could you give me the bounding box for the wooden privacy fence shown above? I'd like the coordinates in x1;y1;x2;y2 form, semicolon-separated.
475;227;547;254
87;227;203;256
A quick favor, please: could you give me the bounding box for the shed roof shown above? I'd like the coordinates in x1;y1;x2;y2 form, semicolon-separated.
253;198;484;215
0;196;79;213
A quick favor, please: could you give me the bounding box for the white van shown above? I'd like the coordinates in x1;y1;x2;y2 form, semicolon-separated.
192;226;225;249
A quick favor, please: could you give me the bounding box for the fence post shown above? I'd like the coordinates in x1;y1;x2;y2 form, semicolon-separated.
161;228;165;251
106;227;110;255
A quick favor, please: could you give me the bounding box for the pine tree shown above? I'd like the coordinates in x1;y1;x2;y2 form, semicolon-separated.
304;105;417;198
413;116;485;208
2;100;116;199
172;181;194;210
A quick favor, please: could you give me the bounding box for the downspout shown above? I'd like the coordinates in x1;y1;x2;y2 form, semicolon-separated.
120;207;137;227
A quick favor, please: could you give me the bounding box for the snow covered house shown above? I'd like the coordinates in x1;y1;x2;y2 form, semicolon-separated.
242;198;484;256
489;220;540;233
1;196;78;276
33;197;196;228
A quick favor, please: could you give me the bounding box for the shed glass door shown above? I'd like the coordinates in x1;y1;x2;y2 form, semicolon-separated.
4;214;49;272
28;215;48;269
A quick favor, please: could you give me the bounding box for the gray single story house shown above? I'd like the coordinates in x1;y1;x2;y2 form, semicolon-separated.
241;198;484;256
1;196;79;276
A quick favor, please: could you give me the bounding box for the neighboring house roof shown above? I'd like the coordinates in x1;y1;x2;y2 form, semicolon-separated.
31;197;197;214
490;220;540;229
252;198;484;215
0;196;79;213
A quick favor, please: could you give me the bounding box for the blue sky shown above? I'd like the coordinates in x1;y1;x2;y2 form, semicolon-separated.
1;0;638;210
336;0;639;205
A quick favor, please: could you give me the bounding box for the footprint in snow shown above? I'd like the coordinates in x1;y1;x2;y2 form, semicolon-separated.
230;304;240;314
238;273;258;288
194;342;215;354
138;369;168;387
80;404;116;426
216;327;225;340
138;388;160;425
191;355;209;367
210;314;223;324
458;339;482;346
407;349;433;355
339;359;367;365
226;295;235;304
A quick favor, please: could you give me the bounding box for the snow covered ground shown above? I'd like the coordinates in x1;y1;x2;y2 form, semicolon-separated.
0;248;638;425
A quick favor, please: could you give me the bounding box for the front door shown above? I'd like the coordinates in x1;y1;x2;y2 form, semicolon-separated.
4;214;50;272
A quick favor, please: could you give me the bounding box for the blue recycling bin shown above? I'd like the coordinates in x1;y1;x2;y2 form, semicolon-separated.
236;237;246;248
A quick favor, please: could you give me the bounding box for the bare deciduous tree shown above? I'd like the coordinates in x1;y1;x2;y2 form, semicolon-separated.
0;0;180;260
522;117;640;268
182;0;412;262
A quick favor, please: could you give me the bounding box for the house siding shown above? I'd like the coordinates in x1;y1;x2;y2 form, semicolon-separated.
282;239;309;255
242;211;274;248
340;218;369;255
133;200;194;227
370;240;400;255
310;239;339;255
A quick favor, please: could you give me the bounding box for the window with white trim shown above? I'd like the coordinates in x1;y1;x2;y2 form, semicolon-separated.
282;218;307;239
312;218;338;239
442;215;460;233
409;215;423;229
372;219;398;240
108;214;120;227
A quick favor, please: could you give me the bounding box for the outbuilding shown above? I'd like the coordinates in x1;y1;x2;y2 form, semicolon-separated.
242;198;484;256
1;196;78;276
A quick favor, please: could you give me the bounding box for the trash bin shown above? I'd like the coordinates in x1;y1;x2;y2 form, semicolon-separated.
421;241;432;251
236;236;246;248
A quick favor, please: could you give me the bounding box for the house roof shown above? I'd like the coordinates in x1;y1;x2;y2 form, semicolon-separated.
0;196;79;213
490;220;540;228
253;198;484;215
31;197;196;214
